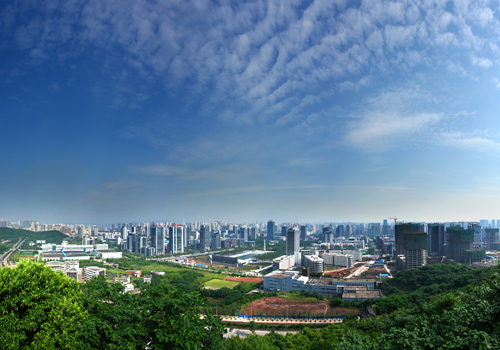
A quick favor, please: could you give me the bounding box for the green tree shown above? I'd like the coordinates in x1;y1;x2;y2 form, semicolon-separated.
0;260;86;349
81;275;225;349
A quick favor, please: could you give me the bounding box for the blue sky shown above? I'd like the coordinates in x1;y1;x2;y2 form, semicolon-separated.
1;0;500;224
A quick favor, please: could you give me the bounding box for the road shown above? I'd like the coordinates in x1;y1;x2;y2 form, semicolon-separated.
224;328;298;338
0;238;25;268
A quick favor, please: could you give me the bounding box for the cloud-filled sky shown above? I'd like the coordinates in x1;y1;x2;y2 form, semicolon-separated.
2;0;500;224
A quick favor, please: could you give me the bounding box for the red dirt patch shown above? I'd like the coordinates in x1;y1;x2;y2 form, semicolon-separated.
224;277;264;283
241;297;359;317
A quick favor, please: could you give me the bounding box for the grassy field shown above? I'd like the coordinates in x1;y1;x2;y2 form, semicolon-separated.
106;258;227;284
276;292;320;302
204;279;240;289
325;266;339;271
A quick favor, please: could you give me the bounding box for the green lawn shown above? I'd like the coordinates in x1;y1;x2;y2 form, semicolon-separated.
277;292;319;302
203;279;240;289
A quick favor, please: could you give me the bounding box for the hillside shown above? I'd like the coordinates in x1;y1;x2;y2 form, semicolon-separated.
0;227;68;249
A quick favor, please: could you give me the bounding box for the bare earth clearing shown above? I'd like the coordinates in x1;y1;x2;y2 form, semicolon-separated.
241;297;359;317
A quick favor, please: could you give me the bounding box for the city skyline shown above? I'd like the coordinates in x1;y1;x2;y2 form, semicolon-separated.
2;1;500;223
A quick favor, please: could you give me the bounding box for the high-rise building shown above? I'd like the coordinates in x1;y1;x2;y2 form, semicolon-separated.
169;225;184;254
369;223;381;237
322;225;333;243
300;225;307;241
335;225;344;238
382;220;390;235
211;232;221;250
267;220;275;241
238;227;248;242
404;232;428;269
395;223;425;257
286;227;300;256
395;223;427;269
138;235;148;255
127;233;136;253
249;227;257;241
199;225;210;250
484;228;499;250
446;225;474;263
121;226;128;241
480;220;489;228
150;226;166;256
427;223;446;256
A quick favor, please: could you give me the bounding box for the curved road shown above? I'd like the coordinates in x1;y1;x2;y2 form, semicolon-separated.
0;238;25;268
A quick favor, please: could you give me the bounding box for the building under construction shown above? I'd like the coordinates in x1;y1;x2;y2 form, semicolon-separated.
395;223;427;269
484;228;499;250
464;249;486;265
446;225;474;263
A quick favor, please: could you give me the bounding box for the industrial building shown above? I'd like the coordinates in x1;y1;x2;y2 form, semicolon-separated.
263;270;380;300
83;266;106;281
302;255;325;273
319;252;354;268
272;255;296;270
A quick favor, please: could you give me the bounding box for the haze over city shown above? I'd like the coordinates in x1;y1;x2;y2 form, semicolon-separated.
2;1;500;224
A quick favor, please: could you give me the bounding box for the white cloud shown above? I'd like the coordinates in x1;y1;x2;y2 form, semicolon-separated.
132;164;188;176
471;54;493;68
345;111;442;151
438;132;500;152
5;0;500;131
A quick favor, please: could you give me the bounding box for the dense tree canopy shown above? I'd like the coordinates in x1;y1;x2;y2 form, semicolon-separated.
1;259;500;349
0;260;85;349
80;275;225;349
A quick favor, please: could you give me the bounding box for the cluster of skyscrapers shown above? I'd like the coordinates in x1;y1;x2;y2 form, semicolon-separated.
378;222;499;269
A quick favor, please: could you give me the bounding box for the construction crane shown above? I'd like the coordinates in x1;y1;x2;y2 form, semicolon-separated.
388;217;398;226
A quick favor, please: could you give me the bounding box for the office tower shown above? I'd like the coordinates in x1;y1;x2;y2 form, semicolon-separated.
121;226;128;241
446;226;474;263
127;233;136;253
138;235;148;255
286;227;300;256
428;223;446;256
281;226;287;237
249;227;257;240
382;219;389;235
238;227;248;242
345;224;353;236
369;223;381;237
335;224;344;237
484;228;499;250
150;226;166;256
199;225;210;250
169;225;184;254
300;225;307;241
77;225;86;238
267;220;275;241
322;225;333;243
211;232;221;250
